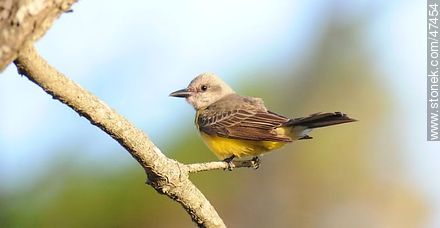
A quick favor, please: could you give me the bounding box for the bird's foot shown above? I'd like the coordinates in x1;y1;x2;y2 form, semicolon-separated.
223;155;236;171
250;156;261;169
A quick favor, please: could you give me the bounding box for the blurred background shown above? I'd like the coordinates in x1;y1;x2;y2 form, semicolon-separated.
0;0;433;227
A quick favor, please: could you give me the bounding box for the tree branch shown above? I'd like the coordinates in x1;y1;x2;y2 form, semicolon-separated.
13;45;227;228
187;160;260;173
0;0;77;71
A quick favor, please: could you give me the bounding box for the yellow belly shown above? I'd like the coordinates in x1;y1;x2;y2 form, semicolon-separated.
200;132;288;160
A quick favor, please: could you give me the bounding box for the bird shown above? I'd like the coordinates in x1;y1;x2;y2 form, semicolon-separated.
170;73;356;168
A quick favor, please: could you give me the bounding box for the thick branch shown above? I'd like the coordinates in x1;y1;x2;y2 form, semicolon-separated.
14;46;226;228
0;0;77;71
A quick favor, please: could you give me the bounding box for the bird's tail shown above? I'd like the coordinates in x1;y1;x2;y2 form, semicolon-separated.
285;112;356;140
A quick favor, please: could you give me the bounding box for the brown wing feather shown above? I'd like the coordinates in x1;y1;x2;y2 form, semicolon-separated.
198;108;292;142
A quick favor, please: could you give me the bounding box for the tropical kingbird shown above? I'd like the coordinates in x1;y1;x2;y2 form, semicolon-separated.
170;73;356;166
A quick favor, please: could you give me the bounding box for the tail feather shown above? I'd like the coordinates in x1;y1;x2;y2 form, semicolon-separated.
287;112;357;129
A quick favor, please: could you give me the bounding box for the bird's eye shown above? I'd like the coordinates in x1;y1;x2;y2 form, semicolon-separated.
201;85;208;91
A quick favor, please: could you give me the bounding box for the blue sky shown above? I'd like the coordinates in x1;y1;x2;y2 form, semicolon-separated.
0;0;436;226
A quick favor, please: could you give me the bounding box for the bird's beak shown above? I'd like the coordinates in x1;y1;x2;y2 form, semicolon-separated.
169;88;191;98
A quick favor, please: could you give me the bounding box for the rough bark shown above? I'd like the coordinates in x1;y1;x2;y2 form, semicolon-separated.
0;0;76;71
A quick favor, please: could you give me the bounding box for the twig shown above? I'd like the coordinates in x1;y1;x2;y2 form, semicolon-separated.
187;160;260;173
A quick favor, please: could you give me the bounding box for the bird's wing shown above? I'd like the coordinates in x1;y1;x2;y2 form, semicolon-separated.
197;96;292;142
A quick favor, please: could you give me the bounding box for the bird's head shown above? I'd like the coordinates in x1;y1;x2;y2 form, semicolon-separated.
169;73;235;110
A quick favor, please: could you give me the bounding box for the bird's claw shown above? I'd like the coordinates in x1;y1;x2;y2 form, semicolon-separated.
250;156;261;169
223;155;236;171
